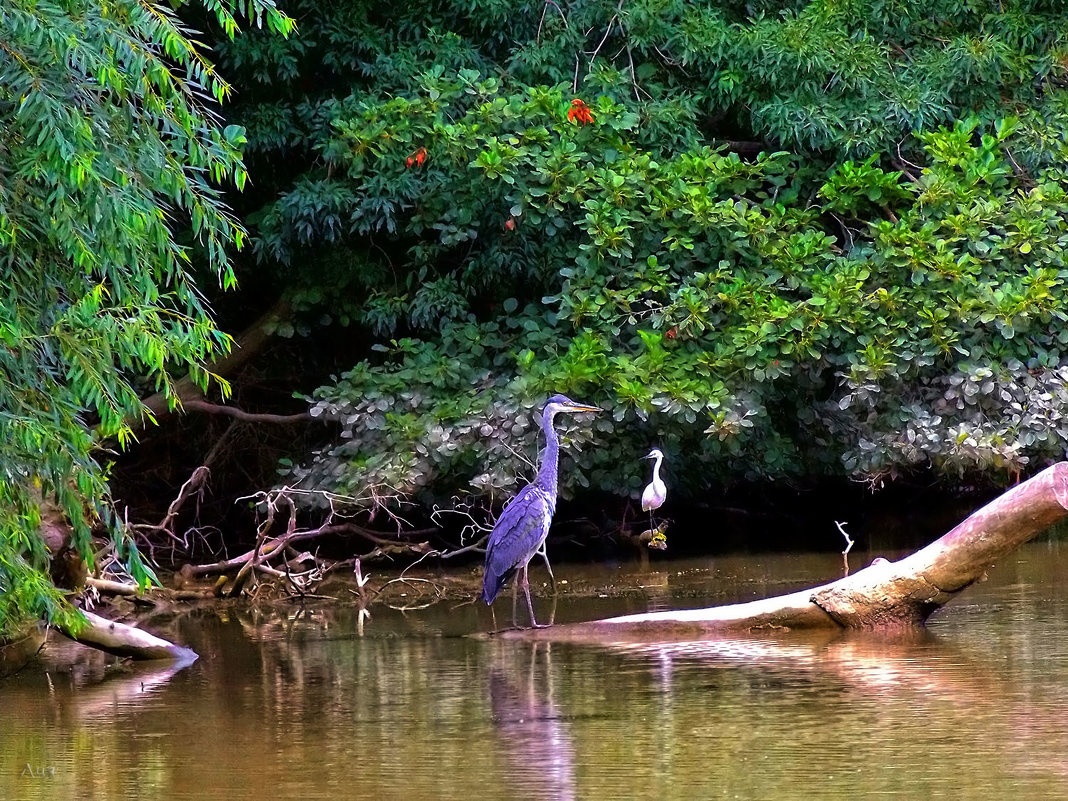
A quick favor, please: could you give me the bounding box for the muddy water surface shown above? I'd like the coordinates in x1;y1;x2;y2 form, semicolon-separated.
4;540;1068;800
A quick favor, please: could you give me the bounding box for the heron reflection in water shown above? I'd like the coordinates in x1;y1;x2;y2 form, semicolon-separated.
488;644;575;801
481;395;601;628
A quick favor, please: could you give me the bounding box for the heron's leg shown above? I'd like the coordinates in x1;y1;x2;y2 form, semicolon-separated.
522;561;549;628
536;542;557;595
511;579;519;628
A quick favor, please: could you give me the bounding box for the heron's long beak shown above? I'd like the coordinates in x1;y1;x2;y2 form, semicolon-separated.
564;402;602;414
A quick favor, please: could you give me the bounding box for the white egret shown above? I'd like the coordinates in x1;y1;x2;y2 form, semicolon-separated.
641;448;667;533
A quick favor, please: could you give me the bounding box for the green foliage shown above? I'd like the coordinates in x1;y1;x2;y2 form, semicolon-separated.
284;99;1068;500
0;0;293;634
216;1;1068;505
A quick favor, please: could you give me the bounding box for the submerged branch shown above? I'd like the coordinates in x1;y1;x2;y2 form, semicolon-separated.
86;577;211;601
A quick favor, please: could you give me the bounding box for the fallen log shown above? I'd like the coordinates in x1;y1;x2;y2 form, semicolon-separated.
55;610;199;662
502;461;1068;641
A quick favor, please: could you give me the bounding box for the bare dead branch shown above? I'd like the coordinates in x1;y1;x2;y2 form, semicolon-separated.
229;490;292;596
160;466;210;533
587;3;621;65
625;45;651;101
180;399;311;424
892;140;922;184
836;520;855;576
438;537;489;559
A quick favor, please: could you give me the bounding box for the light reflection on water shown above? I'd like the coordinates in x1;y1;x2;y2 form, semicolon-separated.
3;540;1068;800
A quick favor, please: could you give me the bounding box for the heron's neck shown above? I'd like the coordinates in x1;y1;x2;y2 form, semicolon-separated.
536;409;560;493
651;453;663;483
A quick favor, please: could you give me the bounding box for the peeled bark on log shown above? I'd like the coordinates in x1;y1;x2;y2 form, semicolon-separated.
55;610;199;662
503;462;1068;642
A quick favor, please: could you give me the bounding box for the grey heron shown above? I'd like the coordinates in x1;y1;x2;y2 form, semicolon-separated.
481;395;601;627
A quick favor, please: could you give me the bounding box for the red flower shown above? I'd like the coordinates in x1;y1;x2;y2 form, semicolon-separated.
406;146;427;168
505;218;516;231
665;327;677;339
567;98;594;126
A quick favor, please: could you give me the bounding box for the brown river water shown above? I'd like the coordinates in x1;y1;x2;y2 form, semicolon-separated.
3;537;1068;800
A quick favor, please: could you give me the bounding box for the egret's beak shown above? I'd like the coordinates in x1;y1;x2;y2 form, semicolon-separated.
564;402;602;414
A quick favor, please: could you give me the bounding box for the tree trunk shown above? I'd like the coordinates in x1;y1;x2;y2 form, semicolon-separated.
502;462;1068;642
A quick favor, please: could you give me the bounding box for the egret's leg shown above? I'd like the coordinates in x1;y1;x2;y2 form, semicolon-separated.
537;542;557;595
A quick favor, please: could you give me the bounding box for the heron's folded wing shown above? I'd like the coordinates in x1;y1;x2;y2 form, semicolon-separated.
485;487;552;576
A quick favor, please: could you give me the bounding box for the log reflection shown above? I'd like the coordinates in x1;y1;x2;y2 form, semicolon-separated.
612;629;1068;791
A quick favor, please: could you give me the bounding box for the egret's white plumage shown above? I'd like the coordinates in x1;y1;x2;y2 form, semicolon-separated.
641;448;666;512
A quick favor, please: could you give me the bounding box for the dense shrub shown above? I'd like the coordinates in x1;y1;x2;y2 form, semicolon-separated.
217;1;1068;503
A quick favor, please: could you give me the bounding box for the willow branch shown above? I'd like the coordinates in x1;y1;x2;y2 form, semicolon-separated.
134;298;291;429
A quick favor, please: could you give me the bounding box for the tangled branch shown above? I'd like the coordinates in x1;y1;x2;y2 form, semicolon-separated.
181;486;436;598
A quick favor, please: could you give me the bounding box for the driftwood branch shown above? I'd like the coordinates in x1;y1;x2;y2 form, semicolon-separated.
228;489;290;596
179;487;436;598
85;577;211;601
186;522;430;579
502;462;1068;642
